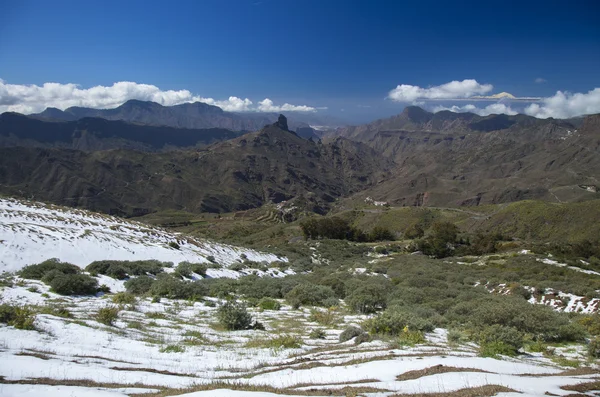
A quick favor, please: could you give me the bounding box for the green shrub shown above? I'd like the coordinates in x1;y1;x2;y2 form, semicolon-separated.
38;305;72;318
124;276;154;295
245;335;302;349
149;274;208;300
354;332;371;345
238;275;284;299
339;326;363;342
0;304;36;330
478;325;524;357
369;227;395;242
447;329;464;344
49;273;98;295
309;328;326;339
309;308;339;326
86;260;166;279
396;330;426;346
112;292;136;305
168;241;180;250
285;283;335;308
577;315;600;336
20;259;80;280
230;262;247;271
160;344;185;353
345;284;388;314
479;341;518;357
175;262;207;278
404;222;425;239
95;306;120;326
363;307;435;336
258;298;281;311
216;301;253;331
588;337;600;358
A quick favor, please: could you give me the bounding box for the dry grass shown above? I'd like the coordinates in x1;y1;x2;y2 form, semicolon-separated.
561;380;600;392
15;351;53;360
109;366;196;377
0;376;164;391
390;385;515;397
130;381;387;397
396;365;491;381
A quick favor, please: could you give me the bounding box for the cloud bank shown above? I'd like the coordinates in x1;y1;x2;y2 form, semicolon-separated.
388;79;493;102
432;103;518;117
432;89;600;119
0;80;317;114
389;79;600;119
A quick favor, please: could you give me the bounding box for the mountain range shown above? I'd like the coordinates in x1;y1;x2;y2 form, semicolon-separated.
0;115;390;216
31;99;339;137
0;103;598;216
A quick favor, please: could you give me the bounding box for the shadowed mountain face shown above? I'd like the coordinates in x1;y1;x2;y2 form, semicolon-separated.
0;117;391;216
30;99;337;132
0;112;242;151
333;108;600;206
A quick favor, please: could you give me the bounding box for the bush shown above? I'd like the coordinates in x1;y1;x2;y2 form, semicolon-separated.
404;222;425;239
345;284;388;314
285;283;335;308
20;258;80;280
216;301;253;331
124;276;154;295
49;273;98;295
588;337;600;359
339;326;364;342
0;304;36;330
245;335;302;349
168;241;180;250
309;328;326;339
149;274;208;300
309;308;339;326
354;332;371;345
95;306;120;326
396;330;426;346
86;260;166;279
112;292;136;305
478;325;524;357
258;298;281;311
369;227;395;242
363;307;435;336
176;262;208;278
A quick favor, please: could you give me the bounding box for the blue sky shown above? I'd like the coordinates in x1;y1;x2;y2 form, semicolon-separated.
1;0;599;122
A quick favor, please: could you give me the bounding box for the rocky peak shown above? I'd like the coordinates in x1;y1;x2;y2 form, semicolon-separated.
275;114;289;131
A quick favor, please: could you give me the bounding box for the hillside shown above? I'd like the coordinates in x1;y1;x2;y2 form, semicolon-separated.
339;108;600;206
0;197;284;273
0;116;392;216
0;112;241;151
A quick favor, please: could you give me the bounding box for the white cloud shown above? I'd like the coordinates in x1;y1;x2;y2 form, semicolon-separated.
198;96;253;112
388;79;493;102
524;88;600;119
432;103;518;116
0;80;317;114
257;98;316;113
535;77;547;84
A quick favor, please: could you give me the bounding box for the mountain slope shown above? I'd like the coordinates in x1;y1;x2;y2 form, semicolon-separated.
334;108;600;206
0;112;241;151
0;117;392;215
0;197;284;273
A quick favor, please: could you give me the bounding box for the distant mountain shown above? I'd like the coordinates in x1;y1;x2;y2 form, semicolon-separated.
31;100;343;132
0;116;391;216
0;112;241;151
336;107;600;206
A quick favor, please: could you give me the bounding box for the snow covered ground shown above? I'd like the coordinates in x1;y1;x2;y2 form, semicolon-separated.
0;198;285;273
1;198;599;396
0;280;598;397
